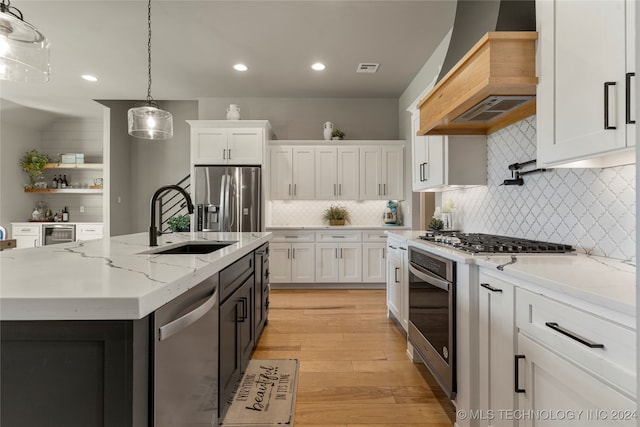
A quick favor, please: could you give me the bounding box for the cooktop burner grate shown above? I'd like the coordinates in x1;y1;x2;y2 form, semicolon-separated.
418;232;575;254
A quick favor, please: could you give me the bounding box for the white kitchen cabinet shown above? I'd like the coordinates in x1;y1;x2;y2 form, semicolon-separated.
269;146;315;200
478;270;516;427
536;0;636;168
517;333;636;427
362;243;386;283
315;243;362;283
515;286;636;425
385;235;407;331
188;120;270;165
414;134;487;191
11;224;41;249
359;145;404;200
314;147;359;200
269;242;315;283
76;223;104;241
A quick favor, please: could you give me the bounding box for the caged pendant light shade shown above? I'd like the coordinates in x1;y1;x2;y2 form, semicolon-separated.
0;0;50;83
128;0;173;140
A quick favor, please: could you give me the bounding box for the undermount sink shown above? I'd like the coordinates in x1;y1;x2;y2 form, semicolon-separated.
141;241;236;255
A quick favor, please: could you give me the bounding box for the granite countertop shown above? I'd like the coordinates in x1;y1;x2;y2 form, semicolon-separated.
385;230;636;317
0;231;271;321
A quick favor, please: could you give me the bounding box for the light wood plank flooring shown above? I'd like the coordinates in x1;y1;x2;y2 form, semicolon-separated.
253;289;455;427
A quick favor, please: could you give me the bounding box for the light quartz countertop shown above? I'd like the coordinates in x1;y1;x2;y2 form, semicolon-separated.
267;225;411;230
386;230;636;317
0;231;271;321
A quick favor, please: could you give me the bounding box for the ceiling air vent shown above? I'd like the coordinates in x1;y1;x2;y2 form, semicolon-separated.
356;63;379;73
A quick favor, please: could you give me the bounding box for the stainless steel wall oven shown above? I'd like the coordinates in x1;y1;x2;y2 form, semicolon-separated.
408;246;456;398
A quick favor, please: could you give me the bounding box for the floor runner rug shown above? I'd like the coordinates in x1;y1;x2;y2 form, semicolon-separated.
221;359;299;426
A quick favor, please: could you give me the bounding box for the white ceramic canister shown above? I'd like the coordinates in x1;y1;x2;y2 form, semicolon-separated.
227;104;241;120
323;121;334;140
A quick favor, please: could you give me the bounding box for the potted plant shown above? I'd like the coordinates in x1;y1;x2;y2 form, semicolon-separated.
322;205;351;226
331;129;345;140
19;149;49;188
167;215;190;232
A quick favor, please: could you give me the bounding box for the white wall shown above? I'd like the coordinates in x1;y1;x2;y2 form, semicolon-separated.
100;100;197;235
198;97;399;140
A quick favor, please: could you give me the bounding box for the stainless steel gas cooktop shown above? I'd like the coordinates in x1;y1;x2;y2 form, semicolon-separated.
418;231;575;255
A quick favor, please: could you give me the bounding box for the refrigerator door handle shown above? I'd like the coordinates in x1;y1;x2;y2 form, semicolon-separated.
219;174;228;231
227;172;235;232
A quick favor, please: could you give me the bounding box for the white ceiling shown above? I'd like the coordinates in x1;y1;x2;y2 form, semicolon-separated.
0;0;456;118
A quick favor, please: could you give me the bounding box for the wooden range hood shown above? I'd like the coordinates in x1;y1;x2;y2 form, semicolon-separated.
418;32;538;136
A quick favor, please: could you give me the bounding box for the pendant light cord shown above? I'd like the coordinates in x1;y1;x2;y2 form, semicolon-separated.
0;0;25;21
146;0;154;105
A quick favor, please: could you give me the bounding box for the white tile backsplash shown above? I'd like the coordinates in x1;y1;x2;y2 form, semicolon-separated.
269;200;397;226
439;116;635;261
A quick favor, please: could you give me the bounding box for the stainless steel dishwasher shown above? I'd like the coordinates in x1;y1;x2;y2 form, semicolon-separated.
153;275;219;427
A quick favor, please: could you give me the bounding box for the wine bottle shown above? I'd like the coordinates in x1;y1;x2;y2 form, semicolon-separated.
63;174;69;187
62;206;69;222
52;175;58;189
60;174;66;188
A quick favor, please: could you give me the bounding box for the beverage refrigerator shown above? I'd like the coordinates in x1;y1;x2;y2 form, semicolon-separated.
194;166;261;232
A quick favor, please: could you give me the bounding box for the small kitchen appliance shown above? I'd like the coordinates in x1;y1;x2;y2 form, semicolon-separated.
383;200;400;225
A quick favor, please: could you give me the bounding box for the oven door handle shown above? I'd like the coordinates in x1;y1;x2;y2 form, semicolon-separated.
409;263;450;291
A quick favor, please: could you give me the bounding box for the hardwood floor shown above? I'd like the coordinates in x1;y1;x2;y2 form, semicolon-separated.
253;289;456;427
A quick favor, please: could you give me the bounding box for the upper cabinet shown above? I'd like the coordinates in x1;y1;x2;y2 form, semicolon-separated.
359;146;404;200
315;147;359;200
410;100;486;192
418;32;538;136
269;141;405;201
188;120;271;165
418;135;487;191
536;0;635;168
270;146;315;200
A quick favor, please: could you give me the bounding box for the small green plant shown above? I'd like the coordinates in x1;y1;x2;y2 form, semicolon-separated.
19;149;49;187
331;129;345;139
429;217;444;230
167;215;190;232
322;205;351;225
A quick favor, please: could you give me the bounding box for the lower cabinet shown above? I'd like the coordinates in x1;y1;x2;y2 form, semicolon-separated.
270;242;315;283
362;242;386;283
76;223;104;241
478;271;516;427
1;318;150;427
517;333;636;427
11;224;41;248
315;243;362;283
475;267;637;426
254;243;270;337
385;235;407;331
219;252;256;421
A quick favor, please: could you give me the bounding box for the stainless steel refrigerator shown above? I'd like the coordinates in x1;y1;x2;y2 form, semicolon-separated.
194;166;261;232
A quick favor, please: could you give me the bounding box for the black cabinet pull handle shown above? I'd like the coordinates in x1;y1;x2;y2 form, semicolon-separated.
514;354;525;393
238;297;247;322
626;72;636;124
265;268;269;278
545;322;604;348
604;81;617;129
394;267;399;283
480;282;503;293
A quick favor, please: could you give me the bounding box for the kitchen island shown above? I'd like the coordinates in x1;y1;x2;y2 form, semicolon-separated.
0;231;271;427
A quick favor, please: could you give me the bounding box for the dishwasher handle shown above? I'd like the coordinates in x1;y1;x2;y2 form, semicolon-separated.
158;288;218;341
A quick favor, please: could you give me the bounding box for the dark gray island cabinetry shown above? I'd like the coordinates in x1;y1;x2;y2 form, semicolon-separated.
0;231;271;427
1;317;151;427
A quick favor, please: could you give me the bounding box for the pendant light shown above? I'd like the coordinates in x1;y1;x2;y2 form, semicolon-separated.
127;0;173;140
0;0;50;83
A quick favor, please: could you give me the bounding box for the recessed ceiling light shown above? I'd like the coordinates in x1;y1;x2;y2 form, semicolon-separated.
311;63;326;71
81;74;98;82
233;64;248;72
